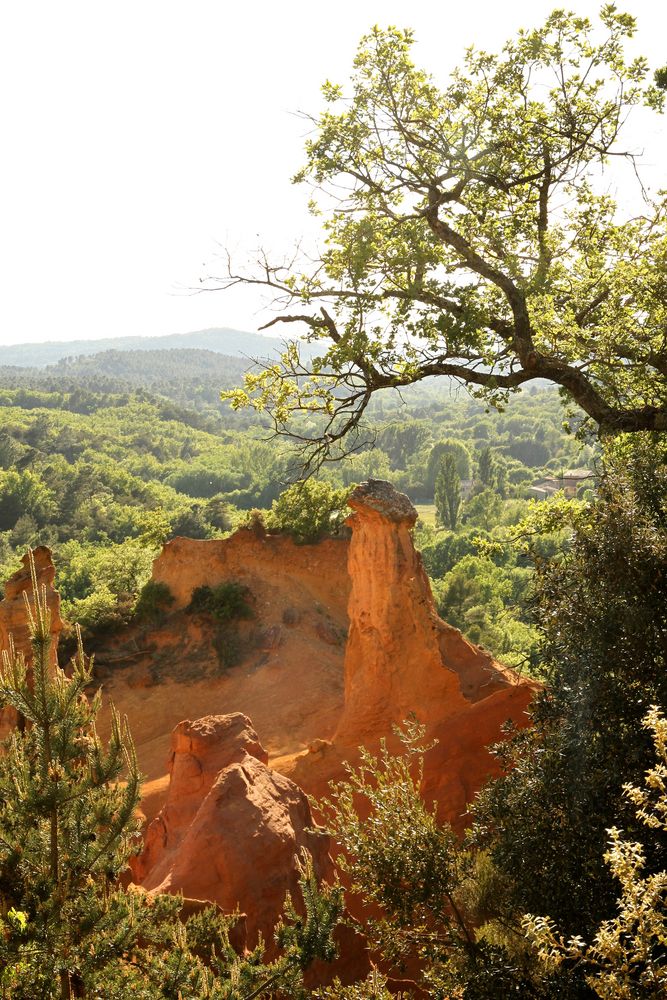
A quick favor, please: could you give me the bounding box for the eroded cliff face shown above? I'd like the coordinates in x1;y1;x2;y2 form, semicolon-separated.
134;712;333;949
0;546;62;666
0;485;536;958
0;547;63;739
93;528;350;819
338;480;514;743
280;481;536;824
152;528;349;616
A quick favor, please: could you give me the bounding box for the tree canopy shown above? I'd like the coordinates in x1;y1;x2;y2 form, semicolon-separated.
222;7;666;468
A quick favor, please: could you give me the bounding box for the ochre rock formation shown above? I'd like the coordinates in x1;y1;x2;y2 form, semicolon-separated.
281;481;536;826
0;547;63;739
0;546;62;667
95;529;349;819
338;480;515;742
134;712;333;948
90;483;535;830
151;529;348;615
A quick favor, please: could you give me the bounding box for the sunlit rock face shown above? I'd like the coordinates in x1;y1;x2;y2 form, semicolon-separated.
91;528;350;822
338;479;514;742
134;712;333;949
151;529;349;614
116;481;534;829
286;480;537;827
0;546;62;665
0;547;63;739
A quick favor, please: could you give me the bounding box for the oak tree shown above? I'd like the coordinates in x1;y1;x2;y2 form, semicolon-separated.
222;8;666;469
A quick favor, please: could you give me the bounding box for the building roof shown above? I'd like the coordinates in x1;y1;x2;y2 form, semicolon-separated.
559;469;594;479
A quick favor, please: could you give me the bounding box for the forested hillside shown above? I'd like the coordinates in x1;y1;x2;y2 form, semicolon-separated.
0;349;252;423
0;347;594;670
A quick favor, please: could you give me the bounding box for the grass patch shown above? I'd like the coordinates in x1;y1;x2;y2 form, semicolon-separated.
414;503;437;528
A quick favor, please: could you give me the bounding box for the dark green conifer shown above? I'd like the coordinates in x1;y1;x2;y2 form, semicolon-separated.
0;551;143;997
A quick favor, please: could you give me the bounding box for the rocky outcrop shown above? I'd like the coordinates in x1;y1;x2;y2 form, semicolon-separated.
91;482;535;831
93;530;350;821
337;480;513;743
151;530;348;614
0;546;62;668
284;481;536;826
0;547;63;739
135;713;333;948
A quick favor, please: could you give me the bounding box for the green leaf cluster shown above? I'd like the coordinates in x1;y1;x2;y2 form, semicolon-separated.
265;481;351;543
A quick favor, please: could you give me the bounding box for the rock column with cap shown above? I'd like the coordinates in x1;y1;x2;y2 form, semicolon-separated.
336;480;525;745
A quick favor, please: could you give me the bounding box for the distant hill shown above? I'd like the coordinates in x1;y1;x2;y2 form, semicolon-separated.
0;337;330;429
0;347;261;426
0;327;293;368
47;348;249;386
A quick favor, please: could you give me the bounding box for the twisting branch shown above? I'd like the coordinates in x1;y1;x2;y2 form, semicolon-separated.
214;13;667;471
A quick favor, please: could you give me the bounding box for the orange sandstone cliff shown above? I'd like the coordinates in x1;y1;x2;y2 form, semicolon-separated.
93;528;350;818
0;546;62;667
340;480;520;739
279;481;536;824
133;712;333;949
0;547;63;740
0;482;536;957
92;483;533;820
124;480;535;925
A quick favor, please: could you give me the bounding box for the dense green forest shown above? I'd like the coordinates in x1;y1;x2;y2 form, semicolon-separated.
0;346;594;669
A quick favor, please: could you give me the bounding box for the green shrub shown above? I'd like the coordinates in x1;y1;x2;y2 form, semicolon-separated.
65;585;126;633
134;580;175;621
266;481;350;543
212;624;243;670
187;581;253;622
243;508;267;536
187;582;254;672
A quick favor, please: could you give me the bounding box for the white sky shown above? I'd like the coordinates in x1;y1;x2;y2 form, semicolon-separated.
1;0;665;347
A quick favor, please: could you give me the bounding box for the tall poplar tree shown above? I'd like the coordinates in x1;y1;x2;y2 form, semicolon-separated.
477;448;495;489
434;454;461;530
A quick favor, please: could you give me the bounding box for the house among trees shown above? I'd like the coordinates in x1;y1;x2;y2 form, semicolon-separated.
459;479;475;501
528;469;595;501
